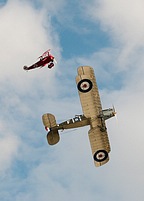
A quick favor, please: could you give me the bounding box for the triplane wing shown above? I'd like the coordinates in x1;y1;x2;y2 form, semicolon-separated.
42;66;116;167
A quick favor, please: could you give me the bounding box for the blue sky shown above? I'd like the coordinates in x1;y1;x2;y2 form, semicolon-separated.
1;0;144;201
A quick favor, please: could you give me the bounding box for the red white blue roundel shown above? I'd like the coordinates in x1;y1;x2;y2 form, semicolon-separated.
77;79;93;93
93;150;108;162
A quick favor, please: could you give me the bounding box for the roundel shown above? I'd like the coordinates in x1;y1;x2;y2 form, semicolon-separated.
77;79;93;93
93;150;108;162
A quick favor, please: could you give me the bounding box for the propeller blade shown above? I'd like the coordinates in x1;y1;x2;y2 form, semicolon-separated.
112;105;118;122
53;58;57;64
112;105;116;115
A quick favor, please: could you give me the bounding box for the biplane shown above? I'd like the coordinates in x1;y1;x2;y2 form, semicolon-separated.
42;66;116;167
23;49;56;71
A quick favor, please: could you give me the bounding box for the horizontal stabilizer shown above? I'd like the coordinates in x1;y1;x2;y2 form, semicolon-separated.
42;113;57;130
47;130;60;145
23;66;28;70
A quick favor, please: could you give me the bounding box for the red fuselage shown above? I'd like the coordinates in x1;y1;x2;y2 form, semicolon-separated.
23;54;55;71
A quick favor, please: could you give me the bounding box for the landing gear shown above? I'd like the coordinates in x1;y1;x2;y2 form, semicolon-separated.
48;62;54;69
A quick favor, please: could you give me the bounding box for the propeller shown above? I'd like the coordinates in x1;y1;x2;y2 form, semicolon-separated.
53;58;57;64
112;105;118;122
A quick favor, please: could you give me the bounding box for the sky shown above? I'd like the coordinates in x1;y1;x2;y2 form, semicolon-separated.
0;0;144;200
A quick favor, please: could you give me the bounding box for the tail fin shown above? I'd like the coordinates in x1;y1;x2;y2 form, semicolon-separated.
23;66;28;70
42;113;60;145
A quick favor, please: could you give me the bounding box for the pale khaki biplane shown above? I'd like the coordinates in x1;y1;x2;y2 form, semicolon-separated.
42;66;116;167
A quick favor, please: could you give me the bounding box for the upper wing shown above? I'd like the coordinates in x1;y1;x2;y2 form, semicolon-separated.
75;66;111;167
41;49;50;58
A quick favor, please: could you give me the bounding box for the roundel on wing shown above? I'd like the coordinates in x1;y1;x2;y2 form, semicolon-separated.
77;79;93;93
93;150;108;162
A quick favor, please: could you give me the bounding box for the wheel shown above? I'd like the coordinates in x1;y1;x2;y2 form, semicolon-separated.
48;63;54;69
77;79;93;93
93;150;108;162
